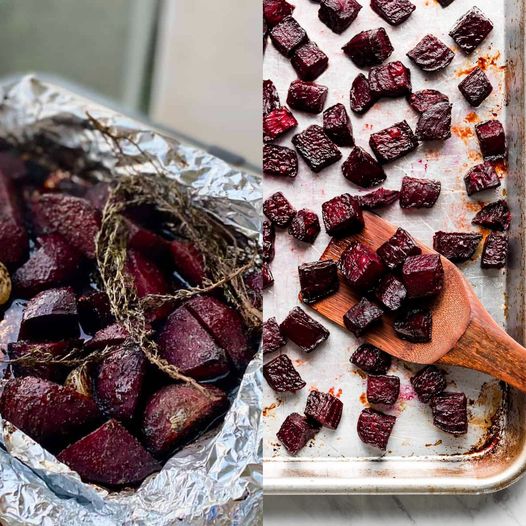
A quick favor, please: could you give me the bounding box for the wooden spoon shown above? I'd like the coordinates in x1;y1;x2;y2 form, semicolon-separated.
308;211;526;391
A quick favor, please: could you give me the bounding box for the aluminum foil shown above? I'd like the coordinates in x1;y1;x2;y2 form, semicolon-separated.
0;75;262;526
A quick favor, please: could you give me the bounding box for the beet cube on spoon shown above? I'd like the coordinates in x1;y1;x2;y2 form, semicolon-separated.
299;260;339;304
394;307;432;343
377;227;421;270
343;297;384;336
339;240;385;292
322;193;364;237
402;254;444;299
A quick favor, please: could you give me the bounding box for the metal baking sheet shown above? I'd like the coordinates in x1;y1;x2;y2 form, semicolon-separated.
263;0;526;494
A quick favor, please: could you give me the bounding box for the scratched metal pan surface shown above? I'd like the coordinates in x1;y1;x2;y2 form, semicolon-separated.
263;0;526;494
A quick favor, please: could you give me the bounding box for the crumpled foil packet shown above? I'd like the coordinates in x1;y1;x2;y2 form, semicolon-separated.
0;75;262;526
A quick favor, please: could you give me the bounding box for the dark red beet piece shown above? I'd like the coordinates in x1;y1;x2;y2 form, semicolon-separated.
411;365;446;403
464;162;500;196
263;0;295;26
416;102;452;141
437;0;454;5
394;307;432;343
357;407;396;450
263;107;298;142
263;219;276;263
141;384;228;458
277;412;320;455
481;232;508;269
342;28;393;68
342;146;386;188
377;227;421;270
288;209;321;244
84;182;111;211
350;74;376;114
339;240;385;292
287;80;328;114
402;254;444;299
399;176;441;209
407;34;454;72
263;317;287;354
292;125;342;173
367;375;400;405
430;392;468;435
291;41;329;81
472;199;511;231
244;270;262;310
369;121;418;164
323;103;354;147
264;191;296;227
299;260;339;304
77;290;114;335
343;297;383;336
85;323;129;351
350;343;391;374
458;67;492;107
408;89;449;114
369;61;412;98
58;419;160;486
433;232;482;262
269;16;308;57
371;0;415;26
305;390;343;429
449;7;493;54
263;354;306;392
0;376;101;451
170;240;206;286
318;0;362;34
262;262;274;289
322;193;364;236
263;144;298;179
280;306;329;353
263;79;281;115
123;218;168;260
357;188;400;210
374;274;407;311
475;120;506;161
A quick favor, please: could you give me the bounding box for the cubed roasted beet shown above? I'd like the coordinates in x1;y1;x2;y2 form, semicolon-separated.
288;209;321;244
318;0;362;33
374;274;407;311
85;323;129;351
77;290;114;335
263;219;276;263
351;343;391;374
472;199;511;231
244;270;263;310
305;390;343;429
263;317;287;354
322;193;364;236
287;80;328;114
357;408;396;450
369;61;412;99
475;120;506;160
339;240;385;291
416;102;452;141
342;28;393;68
262;262;275;289
407;34;454;72
350;74;376;114
277;412;320;455
291;41;329;81
263;0;295;26
263;144;298;179
431;392;468;435
269;16;308;57
124;218;168;259
264;191;296;227
394;307;432;343
280;306;329;353
481;232;508;269
343;297;383;336
377;227;421;270
170;240;206;286
367;375;400;405
263;354;306;392
371;0;415;26
402;254;444;299
263;107;298;142
323;103;354;147
299;260;339;304
292;125;342;172
369;121;418;164
399;176;441;209
449;7;493;54
342;146;386;188
458;67;492;107
437;0;455;5
263;79;281;115
433;232;482;262
411;365;446;403
357;188;400;210
464;162;500;196
408;89;449;114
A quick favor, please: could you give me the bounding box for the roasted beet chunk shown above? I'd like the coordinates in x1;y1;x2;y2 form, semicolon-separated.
264;191;296;227
407;34;454;72
323;103;354;147
280;306;329;353
263;144;298;179
289;209;321;244
411;365;446;403
472;200;511;231
416;103;452;141
475;120;506;160
318;0;362;33
367;375;400;405
291;41;329;81
402;254;444;299
263;79;280;115
458;67;492;107
277;412;320;455
287;80;328;114
394;307;432;343
342;28;393;68
357;408;396;450
377;227;421;270
343;297;383;336
263;0;295;26
263;354;306;392
374;274;407;311
399;176;441;209
371;0;415;26
481;232;508;269
292;125;342;172
85;323;129;351
263;219;276;263
77;290;114;335
357;188;400;210
269;16;308;57
449;7;493;54
339;240;385;292
170;240;205;286
350;74;376;115
464;162;500;196
350;343;391;374
299;260;339;304
342;146;386;188
369;61;412;99
369;121;418;164
263;317;287;354
305;390;343;429
408;89;449;114
431;392;468;435
262;262;274;289
263;107;298;142
322;193;364;236
433;232;482;262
